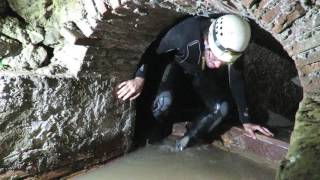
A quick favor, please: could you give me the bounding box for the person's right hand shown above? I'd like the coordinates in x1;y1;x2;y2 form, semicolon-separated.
116;77;145;101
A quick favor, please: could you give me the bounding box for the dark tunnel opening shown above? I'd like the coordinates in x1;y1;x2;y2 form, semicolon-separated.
244;20;304;141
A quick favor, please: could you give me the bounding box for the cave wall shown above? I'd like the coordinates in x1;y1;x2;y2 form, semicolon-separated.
0;0;184;178
0;0;319;179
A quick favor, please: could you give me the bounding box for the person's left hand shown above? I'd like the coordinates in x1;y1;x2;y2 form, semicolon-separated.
243;123;274;139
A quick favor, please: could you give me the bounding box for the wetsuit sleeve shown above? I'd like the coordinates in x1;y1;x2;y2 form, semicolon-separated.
135;16;197;78
134;64;147;78
228;62;250;124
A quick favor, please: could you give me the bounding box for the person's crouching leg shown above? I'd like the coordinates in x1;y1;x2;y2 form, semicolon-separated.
149;90;174;143
176;100;228;151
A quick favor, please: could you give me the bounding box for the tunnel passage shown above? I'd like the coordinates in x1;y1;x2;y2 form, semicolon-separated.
244;21;304;139
134;16;303;146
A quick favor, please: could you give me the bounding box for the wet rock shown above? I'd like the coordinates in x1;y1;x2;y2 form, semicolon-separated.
0;17;31;44
26;25;45;45
2;44;47;70
7;0;53;26
0;35;22;59
0;74;134;173
43;26;62;46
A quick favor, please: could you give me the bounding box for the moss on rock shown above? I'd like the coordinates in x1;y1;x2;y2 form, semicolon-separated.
277;97;320;180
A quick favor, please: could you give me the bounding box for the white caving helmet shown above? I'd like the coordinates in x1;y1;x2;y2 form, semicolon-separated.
208;14;251;64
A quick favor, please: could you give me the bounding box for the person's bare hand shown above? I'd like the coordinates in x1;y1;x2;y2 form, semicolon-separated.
116;77;145;101
243;123;274;139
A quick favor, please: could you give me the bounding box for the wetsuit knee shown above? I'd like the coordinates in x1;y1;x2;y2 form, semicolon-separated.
176;101;229;151
187;101;229;139
210;101;229;117
152;90;173;121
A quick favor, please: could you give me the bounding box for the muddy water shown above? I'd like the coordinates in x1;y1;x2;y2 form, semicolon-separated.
71;143;275;180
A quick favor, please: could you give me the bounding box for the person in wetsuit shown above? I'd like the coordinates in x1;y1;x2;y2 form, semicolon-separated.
116;14;273;150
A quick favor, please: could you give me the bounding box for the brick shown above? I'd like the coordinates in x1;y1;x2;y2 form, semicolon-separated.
253;7;264;18
257;0;273;9
253;0;280;19
280;24;313;46
281;11;319;46
272;2;305;33
295;50;320;66
302;77;320;94
261;5;281;24
299;61;320;75
241;0;259;8
286;32;320;56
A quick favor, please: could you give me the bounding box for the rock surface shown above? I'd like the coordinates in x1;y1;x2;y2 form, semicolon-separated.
0;72;134;172
276;97;320;180
0;0;181;177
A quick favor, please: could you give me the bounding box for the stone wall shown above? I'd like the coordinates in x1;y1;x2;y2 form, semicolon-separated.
0;72;132;171
0;0;137;177
0;0;184;178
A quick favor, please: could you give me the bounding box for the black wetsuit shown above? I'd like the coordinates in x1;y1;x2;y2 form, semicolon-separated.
135;16;250;147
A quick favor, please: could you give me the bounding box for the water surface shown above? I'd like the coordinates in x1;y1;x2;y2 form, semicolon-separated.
71;143;275;180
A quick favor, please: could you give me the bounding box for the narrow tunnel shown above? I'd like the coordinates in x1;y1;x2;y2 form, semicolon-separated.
134;15;303;147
